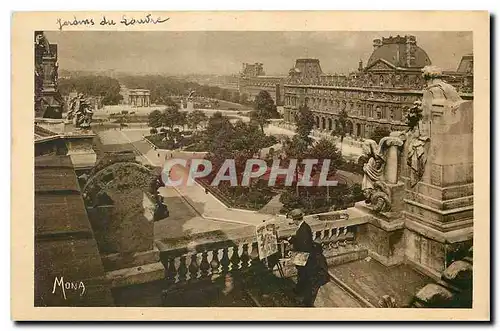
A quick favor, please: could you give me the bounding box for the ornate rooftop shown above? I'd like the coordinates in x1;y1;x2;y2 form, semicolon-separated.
366;35;432;69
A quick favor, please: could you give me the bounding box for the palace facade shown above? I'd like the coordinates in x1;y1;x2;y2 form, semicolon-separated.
238;35;473;139
282;35;473;138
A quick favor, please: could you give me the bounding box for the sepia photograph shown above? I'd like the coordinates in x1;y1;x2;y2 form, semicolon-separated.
11;11;490;321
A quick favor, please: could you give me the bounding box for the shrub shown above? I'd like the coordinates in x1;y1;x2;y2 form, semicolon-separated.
150;128;158;134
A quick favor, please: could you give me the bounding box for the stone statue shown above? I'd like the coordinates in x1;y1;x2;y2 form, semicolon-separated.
67;93;93;129
361;139;391;212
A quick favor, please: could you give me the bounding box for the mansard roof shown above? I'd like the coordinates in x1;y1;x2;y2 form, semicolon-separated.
367;37;431;69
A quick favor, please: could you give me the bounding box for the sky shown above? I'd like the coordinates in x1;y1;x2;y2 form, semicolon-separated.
45;31;472;76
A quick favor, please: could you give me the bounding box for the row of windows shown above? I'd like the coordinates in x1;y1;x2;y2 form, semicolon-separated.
285;99;406;121
285;111;406;138
284;92;419;105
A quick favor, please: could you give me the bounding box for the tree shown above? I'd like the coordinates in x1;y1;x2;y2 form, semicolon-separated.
254;90;277;114
370;126;391;144
309;138;343;202
177;111;188;131
309;138;343;176
162;107;183;131
58;76;123;105
148;109;163;129
332;108;349;155
187;109;208;130
283;135;310;195
250;109;270;133
239;93;249;105
251;90;278;133
295;104;315;143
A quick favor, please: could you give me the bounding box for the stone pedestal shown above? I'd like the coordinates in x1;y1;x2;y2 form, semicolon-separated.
355;202;405;266
403;98;473;278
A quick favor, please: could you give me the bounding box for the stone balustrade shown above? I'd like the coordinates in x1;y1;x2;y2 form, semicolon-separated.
160;235;259;287
159;212;369;288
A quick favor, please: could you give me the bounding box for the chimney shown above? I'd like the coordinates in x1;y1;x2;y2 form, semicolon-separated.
358;59;363;71
373;39;382;50
405;35;417;67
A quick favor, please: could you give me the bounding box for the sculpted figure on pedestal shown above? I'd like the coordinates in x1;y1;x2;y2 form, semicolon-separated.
361;132;406;213
405;100;429;187
361;139;390;212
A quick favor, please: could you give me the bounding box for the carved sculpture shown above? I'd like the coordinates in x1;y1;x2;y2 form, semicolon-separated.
67;93;94;129
361;139;390;212
361;132;406;212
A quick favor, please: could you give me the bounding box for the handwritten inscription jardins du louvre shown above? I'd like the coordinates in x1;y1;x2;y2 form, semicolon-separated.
56;14;170;30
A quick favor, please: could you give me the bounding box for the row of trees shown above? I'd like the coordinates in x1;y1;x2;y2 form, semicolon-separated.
148;107;208;132
58;76;123;105
278;104;366;214
195;112;279;209
119;75;251;106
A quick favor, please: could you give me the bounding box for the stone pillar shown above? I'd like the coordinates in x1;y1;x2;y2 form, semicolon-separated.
380;133;405;185
385;146;398;183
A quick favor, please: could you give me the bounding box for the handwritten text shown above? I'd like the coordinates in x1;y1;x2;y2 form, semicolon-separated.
56;14;170;30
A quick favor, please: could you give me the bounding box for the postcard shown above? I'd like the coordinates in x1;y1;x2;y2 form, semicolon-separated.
11;11;489;321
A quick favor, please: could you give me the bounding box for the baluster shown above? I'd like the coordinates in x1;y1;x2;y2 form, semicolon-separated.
199;251;210;278
220;247;230;273
177;256;188;283
338;226;347;249
165;257;176;285
188;253;200;281
345;227;354;246
314;231;321;241
338;226;346;241
249;242;259;264
240;243;250;269
230;245;241;270
324;229;331;243
173;256;181;283
210;248;220;276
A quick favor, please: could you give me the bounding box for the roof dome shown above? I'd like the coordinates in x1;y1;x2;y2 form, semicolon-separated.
366;35;432;69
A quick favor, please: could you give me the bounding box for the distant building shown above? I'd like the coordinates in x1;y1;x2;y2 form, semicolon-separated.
125;88;151;107
282;35;473;138
238;63;286;105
